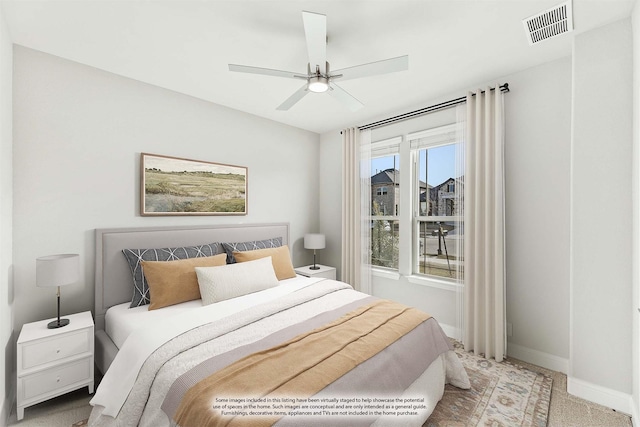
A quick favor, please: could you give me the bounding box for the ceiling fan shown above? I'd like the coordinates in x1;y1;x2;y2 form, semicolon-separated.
228;11;409;112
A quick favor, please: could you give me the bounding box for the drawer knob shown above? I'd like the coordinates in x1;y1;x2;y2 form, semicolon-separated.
56;377;60;383
56;349;60;354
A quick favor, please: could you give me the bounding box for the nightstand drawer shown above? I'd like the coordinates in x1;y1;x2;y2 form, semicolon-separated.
21;329;91;370
306;269;335;279
20;357;92;401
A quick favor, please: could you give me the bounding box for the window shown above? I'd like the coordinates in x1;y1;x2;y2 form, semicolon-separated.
413;140;463;281
370;140;400;270
368;125;464;282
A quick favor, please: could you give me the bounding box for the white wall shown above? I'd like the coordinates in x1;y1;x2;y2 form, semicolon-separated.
0;4;11;425
570;18;633;410
632;1;640;423
319;56;573;367
504;57;571;371
11;46;320;339
318;131;342;274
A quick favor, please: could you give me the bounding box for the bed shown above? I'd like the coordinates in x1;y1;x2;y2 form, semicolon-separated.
89;223;469;427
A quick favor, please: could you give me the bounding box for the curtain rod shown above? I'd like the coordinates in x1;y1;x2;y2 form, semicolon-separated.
350;83;509;132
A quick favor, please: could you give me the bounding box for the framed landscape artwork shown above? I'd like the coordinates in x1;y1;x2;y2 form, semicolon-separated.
140;153;247;216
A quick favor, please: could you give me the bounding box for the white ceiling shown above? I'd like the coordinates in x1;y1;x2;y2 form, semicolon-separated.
1;0;636;134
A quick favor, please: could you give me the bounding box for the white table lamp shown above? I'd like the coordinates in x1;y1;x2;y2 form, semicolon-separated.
36;254;80;329
304;234;325;270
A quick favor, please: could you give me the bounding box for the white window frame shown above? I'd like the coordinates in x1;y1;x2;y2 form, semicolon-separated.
369;125;463;291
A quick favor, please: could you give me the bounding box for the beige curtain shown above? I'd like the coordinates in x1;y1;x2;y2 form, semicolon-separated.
462;86;506;362
341;128;372;294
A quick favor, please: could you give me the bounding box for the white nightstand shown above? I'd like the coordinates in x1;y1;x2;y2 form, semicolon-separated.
295;264;336;280
17;311;94;421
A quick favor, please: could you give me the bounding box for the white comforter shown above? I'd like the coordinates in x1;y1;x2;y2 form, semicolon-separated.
89;279;469;427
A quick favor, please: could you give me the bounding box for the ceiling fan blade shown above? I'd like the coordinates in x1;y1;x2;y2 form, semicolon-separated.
229;64;305;79
302;11;327;75
328;83;364;112
332;55;408;82
276;84;309;111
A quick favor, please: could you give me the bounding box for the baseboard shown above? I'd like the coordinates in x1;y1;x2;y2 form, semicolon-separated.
568;377;632;415
507;342;569;374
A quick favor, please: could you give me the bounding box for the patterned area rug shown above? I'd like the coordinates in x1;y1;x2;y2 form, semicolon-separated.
425;341;552;427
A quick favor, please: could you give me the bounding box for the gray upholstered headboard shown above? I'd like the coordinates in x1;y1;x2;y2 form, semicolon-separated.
94;223;290;331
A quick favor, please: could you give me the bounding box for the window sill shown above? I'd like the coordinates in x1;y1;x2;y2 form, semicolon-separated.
406;275;462;292
371;268;462;292
372;268;401;281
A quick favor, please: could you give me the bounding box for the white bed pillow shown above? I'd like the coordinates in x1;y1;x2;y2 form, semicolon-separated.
195;256;279;305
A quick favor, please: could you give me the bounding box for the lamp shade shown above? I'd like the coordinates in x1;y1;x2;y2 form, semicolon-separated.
36;254;80;288
304;234;326;250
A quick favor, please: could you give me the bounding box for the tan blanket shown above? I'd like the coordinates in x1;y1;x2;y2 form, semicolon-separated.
174;299;431;427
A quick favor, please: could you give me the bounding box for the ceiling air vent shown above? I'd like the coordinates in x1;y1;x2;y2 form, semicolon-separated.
523;1;573;45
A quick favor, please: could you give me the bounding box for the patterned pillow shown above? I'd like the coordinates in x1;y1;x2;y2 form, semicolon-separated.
221;237;283;264
122;242;221;307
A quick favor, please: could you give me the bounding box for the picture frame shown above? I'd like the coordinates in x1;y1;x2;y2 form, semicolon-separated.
140;153;247;216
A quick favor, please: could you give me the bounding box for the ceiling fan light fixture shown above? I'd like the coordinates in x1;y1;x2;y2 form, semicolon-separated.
228;12;408;110
308;75;329;93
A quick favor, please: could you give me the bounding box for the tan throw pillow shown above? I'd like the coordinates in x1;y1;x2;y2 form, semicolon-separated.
233;245;297;280
141;253;227;310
